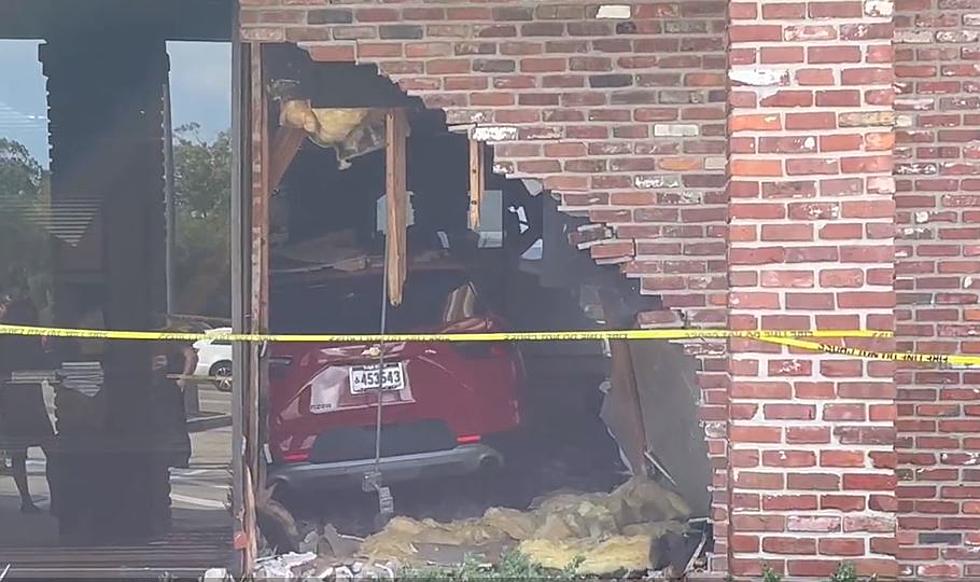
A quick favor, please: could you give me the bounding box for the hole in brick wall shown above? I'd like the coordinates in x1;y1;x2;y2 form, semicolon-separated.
257;44;714;577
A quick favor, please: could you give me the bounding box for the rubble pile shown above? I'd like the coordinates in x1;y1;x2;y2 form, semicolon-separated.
357;476;692;576
253;477;699;580
253;552;399;582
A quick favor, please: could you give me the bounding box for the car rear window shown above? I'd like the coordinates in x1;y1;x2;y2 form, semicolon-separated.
271;270;482;334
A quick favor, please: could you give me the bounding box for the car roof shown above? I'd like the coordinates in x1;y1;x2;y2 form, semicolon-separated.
204;327;233;335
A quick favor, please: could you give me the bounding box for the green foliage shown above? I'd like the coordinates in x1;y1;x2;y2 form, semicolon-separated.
0;138;51;308
0;204;51;308
756;561;863;582
173;123;230;219
830;562;859;582
400;551;587;581
172;124;231;317
761;564;782;582
0;128;232;319
0;137;44;199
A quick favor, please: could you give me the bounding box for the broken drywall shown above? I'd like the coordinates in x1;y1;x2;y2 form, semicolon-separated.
625;342;712;517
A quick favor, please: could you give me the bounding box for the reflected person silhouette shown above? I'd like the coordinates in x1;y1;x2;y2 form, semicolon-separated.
0;294;56;514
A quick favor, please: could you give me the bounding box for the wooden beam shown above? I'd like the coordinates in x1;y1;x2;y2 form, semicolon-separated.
267;126;305;193
468;138;484;230
385;109;408;306
245;40;267;571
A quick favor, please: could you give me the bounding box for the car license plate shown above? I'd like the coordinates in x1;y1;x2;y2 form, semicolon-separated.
349;363;405;394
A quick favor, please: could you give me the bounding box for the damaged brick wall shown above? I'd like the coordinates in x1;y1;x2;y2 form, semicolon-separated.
894;0;980;578
240;0;732;570
240;0;728;325
727;0;899;577
241;0;980;577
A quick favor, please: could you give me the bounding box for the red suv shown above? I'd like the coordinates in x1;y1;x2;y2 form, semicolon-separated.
267;263;525;492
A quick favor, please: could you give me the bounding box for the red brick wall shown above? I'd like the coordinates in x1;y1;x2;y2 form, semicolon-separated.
727;0;898;576
240;2;733;570
894;0;980;577
241;0;978;578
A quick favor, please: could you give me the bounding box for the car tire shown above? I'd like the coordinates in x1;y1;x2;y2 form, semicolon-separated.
209;361;233;392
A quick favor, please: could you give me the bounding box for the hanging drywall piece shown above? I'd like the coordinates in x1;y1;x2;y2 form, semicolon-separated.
385;109;409;306
468;138;485;230
278;100;386;169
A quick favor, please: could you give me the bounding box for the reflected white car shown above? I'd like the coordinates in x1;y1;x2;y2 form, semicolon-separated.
193;327;233;391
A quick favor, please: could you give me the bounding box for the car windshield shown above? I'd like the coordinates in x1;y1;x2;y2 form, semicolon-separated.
271;270;480;335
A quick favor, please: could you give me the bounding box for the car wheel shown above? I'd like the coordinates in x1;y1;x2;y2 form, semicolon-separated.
210;361;233;392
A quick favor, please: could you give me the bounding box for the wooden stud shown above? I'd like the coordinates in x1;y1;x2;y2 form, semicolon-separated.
245;40;266;571
385;109;408;306
468;138;484;230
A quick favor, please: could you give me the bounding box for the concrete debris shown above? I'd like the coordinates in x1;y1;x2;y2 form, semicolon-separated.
728;68;789;87
470;125;519;142
254;552;318;580
202;568;231;582
352;476;692;575
595;5;632;19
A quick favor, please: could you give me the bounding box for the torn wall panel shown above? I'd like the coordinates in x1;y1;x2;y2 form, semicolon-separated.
600;339;649;478
623;341;712;517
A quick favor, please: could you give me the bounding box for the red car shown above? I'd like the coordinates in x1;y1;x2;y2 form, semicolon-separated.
267;263;525;492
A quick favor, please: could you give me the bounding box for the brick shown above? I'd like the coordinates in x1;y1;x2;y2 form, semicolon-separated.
736;471;785;489
762;450;817;467
824;404;867;421
732;514;787;532
354;7;399;22
731;114;784;132
808;46;863;64
788;473;841;490
306;44;356;62
731;426;783;444
763;537;817;554
843;473;898;491
760;91;814;108
809;1;864;16
819;538;867;556
788;516;842;533
796;68;836;85
786;112;837;130
729;25;783;42
307;9;353;24
822;495;867;511
379;24;425;40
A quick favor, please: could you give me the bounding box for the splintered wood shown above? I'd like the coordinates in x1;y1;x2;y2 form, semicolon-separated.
468;138;485;230
268;126;305;193
385;109;408;306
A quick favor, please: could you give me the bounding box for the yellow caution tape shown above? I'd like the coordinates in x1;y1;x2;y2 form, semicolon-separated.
0;324;892;343
755;335;980;367
5;324;972;365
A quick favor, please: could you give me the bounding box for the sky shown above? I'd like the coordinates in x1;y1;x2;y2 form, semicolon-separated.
0;40;231;168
